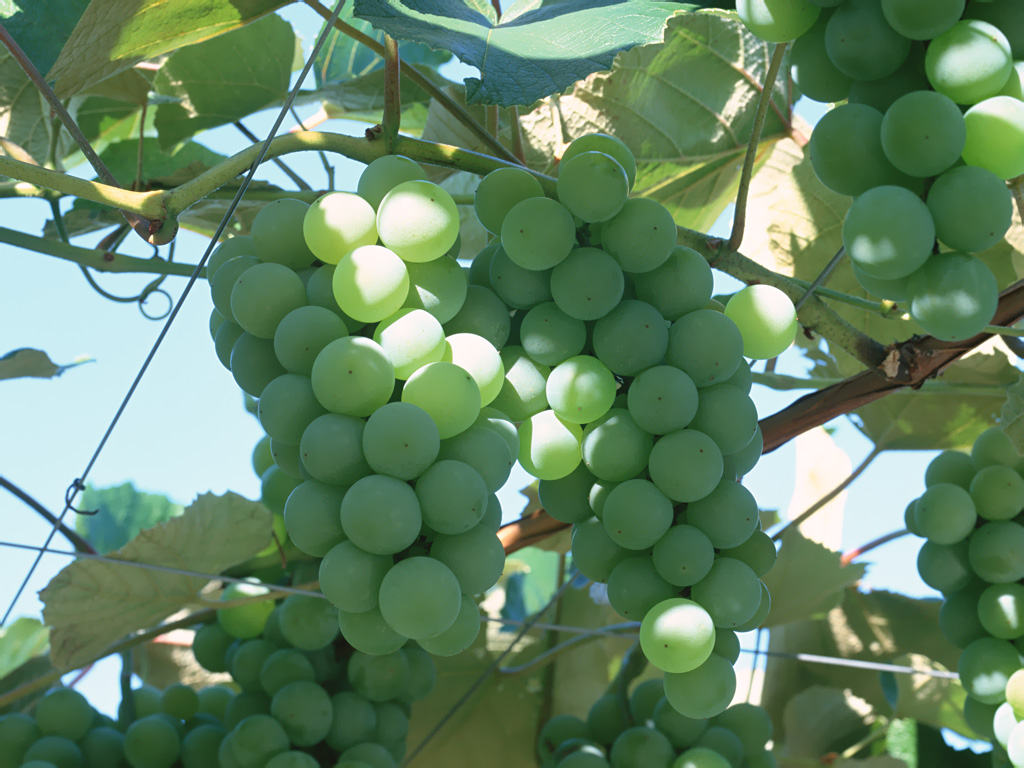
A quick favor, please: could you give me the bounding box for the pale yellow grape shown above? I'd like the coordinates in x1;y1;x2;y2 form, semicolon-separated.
402;361;481;438
377;180;460;263
333;245;409;323
372;308;446;380
443;333;505;406
518;409;583;481
303;192;378;265
724;285;798;359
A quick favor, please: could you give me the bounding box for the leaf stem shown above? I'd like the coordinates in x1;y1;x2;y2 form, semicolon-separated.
508;106;526;163
840;529;910;566
728;42;787;252
985;324;1024;337
382;35;402;151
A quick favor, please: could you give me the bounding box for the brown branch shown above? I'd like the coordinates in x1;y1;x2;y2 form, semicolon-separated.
499;509;568;554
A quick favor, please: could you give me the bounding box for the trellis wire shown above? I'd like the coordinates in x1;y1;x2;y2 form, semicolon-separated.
0;0;347;626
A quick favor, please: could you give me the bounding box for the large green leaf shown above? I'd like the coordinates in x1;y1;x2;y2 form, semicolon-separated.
153;14;295;148
75;482;185;555
95;138;227;188
41;492;272;671
0;51;71;164
46;0;292;98
778;686;873;760
0;617;48;680
0;0;90;76
0;348;93;380
353;0;681;107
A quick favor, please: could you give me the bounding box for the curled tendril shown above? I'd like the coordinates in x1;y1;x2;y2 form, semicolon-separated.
77;240;175;320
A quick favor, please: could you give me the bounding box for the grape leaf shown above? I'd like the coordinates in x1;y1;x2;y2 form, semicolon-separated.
1000;374;1024;454
0;348;93;380
41;492;272;672
0;0;90;76
0;617;48;680
75;482;185;555
778;686;873;761
353;0;681;107
46;0;291;98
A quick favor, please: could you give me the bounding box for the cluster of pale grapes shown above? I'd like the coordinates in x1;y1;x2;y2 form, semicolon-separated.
739;0;1023;341
908;426;1024;767
538;675;775;768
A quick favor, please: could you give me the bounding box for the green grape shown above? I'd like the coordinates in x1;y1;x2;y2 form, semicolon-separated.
963;96;1024;180
403;646;437;701
927;166;1013;253
257;374;325;445
373;308;446;380
969;521;1024;583
35;687;92;741
269;681;331;747
664;654;736;720
587;695;631;744
124;715;181;768
489;244;554;309
491;346;550;421
207;235;256;281
972;426;1019;470
724;285;798;361
808;104;909;196
378;557;461;639
519;302;586;367
211;255;259;320
712;628;742;663
630;679;668;724
22;736;82;768
790;12;852;103
686;480;759;550
721;531;777;578
926;20;1013;105
218;581;274;639
880;90;965;177
926;449;976;488
404;256;467;324
969;464;1024;521
632;246;714;322
438;425;513;494
592;300;669;377
963;695;1000;741
556;151;628;224
843;186;934;280
310;336;395;417
333;245;410;323
476;407;520;461
306;265;365;329
691;557;762;629
653;699;708;750
571;518;632;582
666;309;744;387
958;637;1021;703
214;321;245;370
260;465;301;516
277;594;338;651
736;0;820;42
688;384;758;456
881;0;963;40
340;474;422;555
416;592;482;656
272;439;306;479
609;726;674;768
209;307;227;341
377;180;459;262
539;716;591;762
546;356;617;425
259;649;316;697
648;429;723;503
626;366;698;436
303;192;378;265
338;606;407;655
251;199;316;270
978;582;1024;639
602;480;673;550
82;726;127;768
467;240;500;289
500;197;576;271
415;459;488;534
582;409;652;482
913;483;977;544
848;42;929;113
907;252;998;341
722;424;763;481
480;493;503;531
327;691;377;750
299;413;372;485
939;583;988;647
607;556;677;619
589;479;617;520
562;133;637;190
265;752;318;768
403;361;482;438
825;0;911;81
357;155;428;210
443;285;511;350
319;540;391;612
338;743;396;768
652;525;715;587
372;701;410;745
192;623;234;672
273;306;347;377
550;247;624;321
231;333;286;397
519;409;584;481
852;265;909;301
640;598;716;673
362;402;440;481
430;524;506;595
474;167;545;234
444;332;505;406
231;639;277;693
601;198;676;274
223;691;270;731
540;464;598;524
1007;668;1024;717
227;715;290;768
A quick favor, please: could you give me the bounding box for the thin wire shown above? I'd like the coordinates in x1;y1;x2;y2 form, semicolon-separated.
747;647;959;679
0;0;348;627
481;615;637;638
0;539;327;599
402;577;577;767
794;246;846;311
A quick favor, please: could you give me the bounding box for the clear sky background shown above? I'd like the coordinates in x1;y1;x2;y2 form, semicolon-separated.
0;1;982;731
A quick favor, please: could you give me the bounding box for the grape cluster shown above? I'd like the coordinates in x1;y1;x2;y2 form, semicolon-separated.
538;675;776;768
739;0;1022;342
908;426;1024;766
